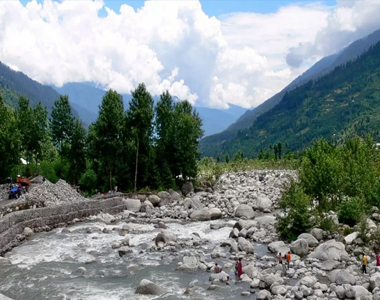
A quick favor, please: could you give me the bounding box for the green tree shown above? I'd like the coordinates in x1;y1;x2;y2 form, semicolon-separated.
68;119;87;185
127;83;154;191
225;153;230;163
32;103;48;173
51;95;74;176
0;89;21;180
92;90;124;190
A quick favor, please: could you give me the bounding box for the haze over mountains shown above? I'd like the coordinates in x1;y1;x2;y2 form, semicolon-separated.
200;28;380;156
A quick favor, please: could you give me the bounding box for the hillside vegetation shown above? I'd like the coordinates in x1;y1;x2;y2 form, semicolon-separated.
201;41;380;158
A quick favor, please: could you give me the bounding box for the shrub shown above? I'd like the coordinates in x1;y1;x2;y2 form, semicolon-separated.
338;196;368;227
319;217;338;232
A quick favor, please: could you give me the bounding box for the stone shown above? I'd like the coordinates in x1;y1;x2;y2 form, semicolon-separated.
140;200;154;212
298;233;318;247
118;246;133;257
211;247;226;258
268;241;289;254
344;232;359;245
72;266;87;276
257;290;272;300
321;259;340;271
310;228;324;241
290;239;309;256
209;271;229;282
135;279;165;295
335;270;356;285
209;208;222;220
190;210;211;221
148;195;161;206
256;196;272;211
127;264;139;272
155;230;177;246
0;294;13;300
241;291;250;297
353;285;371;298
370;273;380;290
234;204;255;219
335;285;346;299
300;276;317;287
271;285;287;295
182;182;194;196
123;198;141;212
23;227;33;237
184;197;203;211
158;191;172;206
238;237;254;254
255;215;276;227
308;239;349;261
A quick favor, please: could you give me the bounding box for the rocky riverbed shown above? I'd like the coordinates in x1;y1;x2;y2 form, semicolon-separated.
1;169;380;300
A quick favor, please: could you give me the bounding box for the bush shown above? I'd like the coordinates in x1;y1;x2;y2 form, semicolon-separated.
338;196;368;227
277;181;315;241
319;217;338;232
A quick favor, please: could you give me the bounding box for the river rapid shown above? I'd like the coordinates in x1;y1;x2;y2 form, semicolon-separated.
0;219;269;300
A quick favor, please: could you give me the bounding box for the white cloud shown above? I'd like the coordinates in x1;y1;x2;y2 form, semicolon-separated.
0;0;379;110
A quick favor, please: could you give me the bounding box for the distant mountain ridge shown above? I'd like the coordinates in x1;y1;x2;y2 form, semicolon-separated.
200;28;380;151
200;39;380;158
0;61;79;118
53;82;248;136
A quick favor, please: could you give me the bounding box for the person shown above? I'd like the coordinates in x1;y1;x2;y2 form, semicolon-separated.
362;254;368;274
278;253;283;264
376;252;380;267
214;263;221;273
234;259;239;276
286;251;291;269
237;258;243;279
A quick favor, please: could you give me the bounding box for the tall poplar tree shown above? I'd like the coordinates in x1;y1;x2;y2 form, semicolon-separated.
93;89;124;190
126;83;154;191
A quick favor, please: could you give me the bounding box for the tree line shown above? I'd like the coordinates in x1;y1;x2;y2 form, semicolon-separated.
0;83;203;194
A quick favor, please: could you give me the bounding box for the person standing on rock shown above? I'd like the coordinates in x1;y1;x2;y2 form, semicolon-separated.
376;252;380;267
234;259;239;276
237;258;243;279
286;251;291;269
214;263;221;273
362;254;368;274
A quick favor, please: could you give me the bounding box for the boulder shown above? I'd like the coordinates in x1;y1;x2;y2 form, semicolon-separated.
370;272;380;290
290;239;309;256
118;246;133;257
169;190;182;201
211;247;226;259
135;279;165;295
352;285;371;298
234;220;257;231
190;210;211;221
298;233;318;247
184;196;203;210
182;182;194;196
238;237;254;254
310;228;324;241
158;191;171;207
255;215;276;227
72;266;87;276
268;241;289;254
209;208;222;220
141;200;154;213
155;230;177;246
271;285;287;295
300;276;317;287
209;271;229;282
308;239;349;261
344;232;359;245
0;294;13;300
256;196;272;211
234;204;255;219
178;256;198;271
23;227;34;237
257;290;272;300
148;195;161;206
123;198;141;212
335;270;356;285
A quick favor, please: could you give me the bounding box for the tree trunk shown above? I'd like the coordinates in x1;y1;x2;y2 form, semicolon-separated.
134;136;139;192
109;163;112;191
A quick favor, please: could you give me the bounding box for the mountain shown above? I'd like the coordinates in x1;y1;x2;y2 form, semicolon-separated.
53;83;247;136
0;61;79;118
200;28;380;152
201;40;380;158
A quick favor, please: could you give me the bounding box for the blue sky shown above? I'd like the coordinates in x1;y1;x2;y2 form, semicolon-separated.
103;0;337;16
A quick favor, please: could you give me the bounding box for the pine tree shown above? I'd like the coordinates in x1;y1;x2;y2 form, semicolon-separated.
68;119;87;185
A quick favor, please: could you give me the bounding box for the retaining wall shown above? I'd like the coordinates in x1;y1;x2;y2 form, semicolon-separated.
0;197;129;255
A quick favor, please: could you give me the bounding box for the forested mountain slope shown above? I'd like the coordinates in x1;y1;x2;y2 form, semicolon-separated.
200;41;380;157
0;62;78;117
200;28;380;151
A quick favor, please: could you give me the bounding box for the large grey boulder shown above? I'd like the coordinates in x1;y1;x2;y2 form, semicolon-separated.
182;182;194;196
0;294;14;300
177;255;198;271
238;237;254;254
235;204;255;219
308;239;349;261
300;276;317;287
256;196;272;211
184;196;203;210
148;195;161;206
124;198;141;212
169;190;182;201
352;285;371;298
255;215;276;227
370;272;380;290
209;208;222;220
268;241;289;254
158;191;171;207
135;279;165;295
191;210;211;221
209;271;229;282
290;239;309;256
335;270;356;285
298;233;318;247
310;228;324;241
140;200;153;212
155;230;177;246
257;290;272;300
344;232;359;245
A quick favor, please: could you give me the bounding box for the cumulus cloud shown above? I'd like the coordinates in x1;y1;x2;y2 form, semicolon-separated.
286;0;380;68
0;0;379;109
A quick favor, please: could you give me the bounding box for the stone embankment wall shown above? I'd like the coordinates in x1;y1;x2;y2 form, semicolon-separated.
0;197;129;255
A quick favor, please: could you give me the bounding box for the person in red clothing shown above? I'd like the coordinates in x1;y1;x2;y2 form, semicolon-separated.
376;252;380;267
214;263;221;273
237;257;243;279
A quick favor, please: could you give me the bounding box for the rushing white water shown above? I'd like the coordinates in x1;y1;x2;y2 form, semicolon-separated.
0;220;263;300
